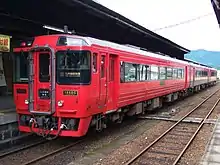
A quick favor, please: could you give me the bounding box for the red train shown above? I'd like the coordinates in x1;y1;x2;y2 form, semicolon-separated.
13;34;217;139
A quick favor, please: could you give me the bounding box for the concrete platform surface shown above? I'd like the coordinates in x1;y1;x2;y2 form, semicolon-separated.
0;110;17;125
0;95;15;110
201;117;220;165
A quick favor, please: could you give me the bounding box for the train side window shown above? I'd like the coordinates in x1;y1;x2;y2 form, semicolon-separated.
159;67;166;80
167;68;173;79
211;71;216;77
136;64;140;81
101;55;105;78
147;66;151;80
125;63;137;82
92;53;97;73
120;62;125;83
182;69;184;78
196;71;198;77
140;65;147;81
173;68;178;79
197;70;201;77
178;69;183;79
151;66;159;80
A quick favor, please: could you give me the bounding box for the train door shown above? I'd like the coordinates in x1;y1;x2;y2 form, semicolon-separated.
188;66;191;85
99;52;107;108
28;48;56;115
189;66;194;88
107;54;117;110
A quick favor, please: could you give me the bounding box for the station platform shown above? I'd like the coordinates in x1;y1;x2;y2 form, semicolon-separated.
0;95;16;126
0;95;15;110
0;96;30;150
201;117;220;165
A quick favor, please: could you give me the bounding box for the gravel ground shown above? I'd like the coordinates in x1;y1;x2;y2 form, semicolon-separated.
177;125;213;165
0;137;76;165
33;118;158;165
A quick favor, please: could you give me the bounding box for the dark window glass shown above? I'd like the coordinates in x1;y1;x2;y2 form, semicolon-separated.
147;66;151;80
39;53;50;82
92;53;97;73
167;68;173;79
211;71;216;76
125;63;137;82
173;68;178;79
140;65;147;81
14;52;29;83
178;69;183;79
120;62;125;83
56;50;91;84
136;64;140;81
109;58;114;81
159;67;166;80
139;65;144;81
101;55;105;78
151;66;159;80
182;69;185;78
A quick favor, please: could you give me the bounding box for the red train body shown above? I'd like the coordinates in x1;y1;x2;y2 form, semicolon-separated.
13;34;217;139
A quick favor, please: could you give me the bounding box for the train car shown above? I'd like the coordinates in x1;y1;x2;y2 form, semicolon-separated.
188;63;210;91
13;34;217;139
209;68;217;84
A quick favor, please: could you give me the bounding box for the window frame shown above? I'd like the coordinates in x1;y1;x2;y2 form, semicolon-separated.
150;65;159;81
92;53;98;73
159;66;166;80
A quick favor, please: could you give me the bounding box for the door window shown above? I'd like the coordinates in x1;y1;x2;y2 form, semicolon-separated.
101;55;105;78
92;53;97;73
39;53;50;82
109;58;114;81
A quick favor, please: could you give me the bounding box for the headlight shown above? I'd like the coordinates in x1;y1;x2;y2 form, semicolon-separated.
25;99;29;105
57;100;64;107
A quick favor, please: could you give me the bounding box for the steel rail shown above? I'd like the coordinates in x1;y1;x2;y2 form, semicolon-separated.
172;97;220;165
125;89;220;165
0;139;48;158
22;139;85;165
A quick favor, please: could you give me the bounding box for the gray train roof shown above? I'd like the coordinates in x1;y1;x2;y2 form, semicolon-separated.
83;36;212;70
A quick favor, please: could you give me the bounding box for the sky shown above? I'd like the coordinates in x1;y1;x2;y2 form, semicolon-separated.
94;0;220;51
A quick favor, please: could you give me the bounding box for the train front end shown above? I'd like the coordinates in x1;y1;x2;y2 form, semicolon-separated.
13;35;94;139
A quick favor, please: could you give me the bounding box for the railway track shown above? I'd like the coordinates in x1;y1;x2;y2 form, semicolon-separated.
0;139;48;158
125;89;220;165
22;139;84;165
0;136;85;165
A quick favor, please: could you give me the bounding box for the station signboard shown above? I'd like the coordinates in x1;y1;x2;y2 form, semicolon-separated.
0;34;10;52
0;55;6;87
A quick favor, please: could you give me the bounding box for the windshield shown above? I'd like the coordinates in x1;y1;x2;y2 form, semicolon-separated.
13;52;29;83
56;50;91;84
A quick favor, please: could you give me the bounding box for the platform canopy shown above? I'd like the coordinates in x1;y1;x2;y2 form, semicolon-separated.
0;0;189;59
212;0;220;26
